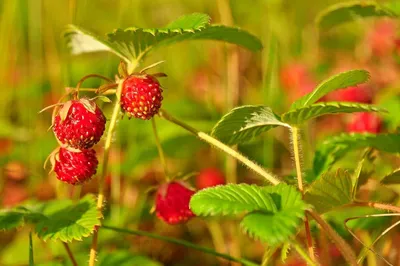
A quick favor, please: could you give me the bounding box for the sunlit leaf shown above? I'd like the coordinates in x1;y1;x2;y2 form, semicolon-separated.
317;1;397;30
241;184;307;245
64;13;262;65
304;170;353;214
190;184;277;216
290;70;370;110
211;105;289;145
35;195;101;242
282;102;383;125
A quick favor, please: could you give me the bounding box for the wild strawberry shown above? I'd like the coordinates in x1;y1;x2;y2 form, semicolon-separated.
327;85;372;103
347;112;382;134
53;148;98;185
120;74;163;120
196;168;225;190
155;181;195;225
53;98;106;150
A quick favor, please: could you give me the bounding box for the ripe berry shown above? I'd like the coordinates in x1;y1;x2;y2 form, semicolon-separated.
120;74;163;120
347;112;382;134
196;168;225;190
327;85;372;103
280;63;316;100
155;181;195;225
54;148;98;185
53;98;106;150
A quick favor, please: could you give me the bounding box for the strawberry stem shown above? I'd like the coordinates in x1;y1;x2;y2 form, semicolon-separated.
102;225;258;266
62;242;78;266
88;78;124;266
74;74;114;99
290;127;315;262
151;118;169;180
159;109;281;185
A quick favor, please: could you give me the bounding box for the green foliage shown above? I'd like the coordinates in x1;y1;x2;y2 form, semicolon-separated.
304;170;353;214
0;211;25;231
316;1;397;30
211;105;289;145
313;133;400;176
190;184;277;215
191;183;307;246
290;70;370;110
241;184;307;245
380;168;400;185
0;195;101;242
64;13;262;65
282;102;383;125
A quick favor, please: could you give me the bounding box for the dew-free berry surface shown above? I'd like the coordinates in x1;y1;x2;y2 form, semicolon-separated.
53;99;106;150
120;74;163;120
54;148;98;185
347;112;382;133
155;181;195;225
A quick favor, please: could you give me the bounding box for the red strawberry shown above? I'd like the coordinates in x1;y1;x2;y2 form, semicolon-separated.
53;98;106;150
121;74;163;120
155;181;195;225
327;85;372;103
347;112;382;134
368;20;397;57
196;168;225;190
53;148;98;185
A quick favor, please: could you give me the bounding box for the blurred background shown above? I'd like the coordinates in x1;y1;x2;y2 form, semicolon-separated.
1;0;400;265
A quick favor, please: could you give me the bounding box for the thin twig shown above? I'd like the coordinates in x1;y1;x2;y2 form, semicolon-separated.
63;242;78;266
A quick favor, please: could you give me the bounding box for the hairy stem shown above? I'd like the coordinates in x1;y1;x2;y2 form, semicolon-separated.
291;127;315;261
159;109;281;185
352;201;400;213
102;225;258;266
292;240;318;266
308;210;358;266
151;118;169;178
88;78;125;266
63;242;78;266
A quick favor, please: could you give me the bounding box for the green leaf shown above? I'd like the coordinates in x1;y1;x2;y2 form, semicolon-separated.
35;195;101;242
64;13;262;64
304;170;353;214
241;184;307;245
317;1;398;31
190;184;277;216
165;13;210;29
211;105;289;145
98;251;162;266
290;70;370;110
380;168;400;185
0;211;25;231
282;102;384;125
313;133;400;176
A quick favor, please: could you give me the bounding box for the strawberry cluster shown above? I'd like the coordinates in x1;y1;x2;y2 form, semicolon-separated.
47;98;106;185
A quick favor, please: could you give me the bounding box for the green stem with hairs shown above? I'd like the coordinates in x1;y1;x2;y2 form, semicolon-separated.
151;118;169;179
292;240;318;266
159;109;281;185
102;225;258;266
29;231;34;266
291;127;315;262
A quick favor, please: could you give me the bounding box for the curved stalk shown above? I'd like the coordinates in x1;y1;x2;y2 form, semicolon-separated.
308;210;358;266
74;74;114;99
102;225;258;266
159;109;281;185
352;201;400;213
88;80;124;266
291;127;315;261
151;118;169;178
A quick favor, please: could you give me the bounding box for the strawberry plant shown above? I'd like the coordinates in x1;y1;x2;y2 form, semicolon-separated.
1;1;400;266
